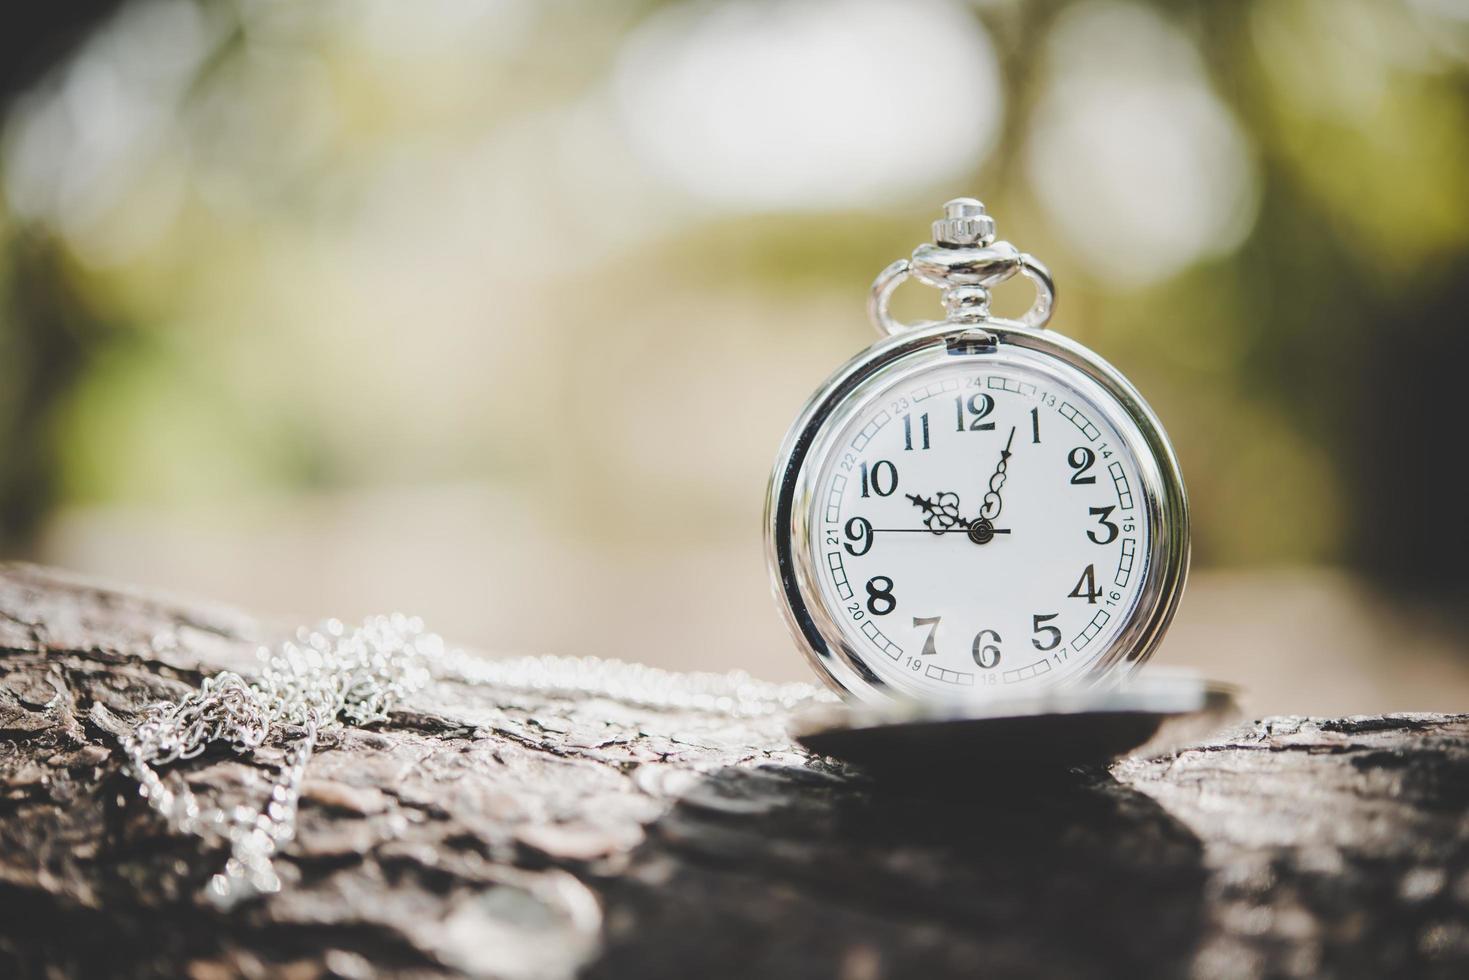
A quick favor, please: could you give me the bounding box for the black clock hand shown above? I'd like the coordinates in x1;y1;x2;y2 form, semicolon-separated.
867;527;1011;534
906;491;963;533
903;491;1010;538
979;426;1016;522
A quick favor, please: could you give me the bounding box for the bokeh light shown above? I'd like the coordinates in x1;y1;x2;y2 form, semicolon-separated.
613;0;1003;210
1025;1;1258;287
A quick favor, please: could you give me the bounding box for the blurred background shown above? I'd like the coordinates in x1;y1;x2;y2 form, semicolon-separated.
2;0;1467;716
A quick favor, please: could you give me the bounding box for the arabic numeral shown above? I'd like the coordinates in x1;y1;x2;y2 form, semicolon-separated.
954;393;996;432
972;629;1002;669
1069;564;1102;604
1087;505;1119;545
913;616;941;656
902;412;930;451
843;517;873;556
1068;446;1097;484
859;460;898;497
1031;613;1061;651
865;576;896;616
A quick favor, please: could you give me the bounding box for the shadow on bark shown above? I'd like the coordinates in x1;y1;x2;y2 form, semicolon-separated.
588;763;1208;979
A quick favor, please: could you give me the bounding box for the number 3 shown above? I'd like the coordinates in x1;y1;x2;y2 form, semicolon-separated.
1087;506;1119;545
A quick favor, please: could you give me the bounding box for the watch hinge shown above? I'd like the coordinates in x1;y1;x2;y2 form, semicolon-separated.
945;329;998;356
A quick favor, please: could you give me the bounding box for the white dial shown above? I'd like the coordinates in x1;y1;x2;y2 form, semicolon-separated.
806;357;1151;698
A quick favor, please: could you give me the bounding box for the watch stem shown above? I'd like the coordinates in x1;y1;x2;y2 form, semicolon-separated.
933;198;996;247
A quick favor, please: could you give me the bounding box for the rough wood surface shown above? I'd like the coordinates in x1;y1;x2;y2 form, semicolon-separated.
2;563;1469;979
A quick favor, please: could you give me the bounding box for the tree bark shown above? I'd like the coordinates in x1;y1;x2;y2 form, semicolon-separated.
2;562;1467;979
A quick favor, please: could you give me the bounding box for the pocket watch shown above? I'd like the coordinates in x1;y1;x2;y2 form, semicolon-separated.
766;199;1189;706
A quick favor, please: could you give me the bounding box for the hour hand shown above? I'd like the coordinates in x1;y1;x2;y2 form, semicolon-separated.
907;491;964;533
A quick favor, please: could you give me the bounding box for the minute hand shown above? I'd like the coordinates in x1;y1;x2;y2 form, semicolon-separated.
979;426;1016;522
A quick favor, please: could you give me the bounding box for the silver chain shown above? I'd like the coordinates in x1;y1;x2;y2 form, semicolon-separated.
121;614;834;909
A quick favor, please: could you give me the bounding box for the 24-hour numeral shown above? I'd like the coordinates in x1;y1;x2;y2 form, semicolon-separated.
1087;506;1119;545
902;412;930;451
1069;564;1102;604
843;517;873;556
972;629;1002;668
1031;613;1061;651
865;576;896;615
859;460;898;497
954;393;996;431
1068;447;1097;484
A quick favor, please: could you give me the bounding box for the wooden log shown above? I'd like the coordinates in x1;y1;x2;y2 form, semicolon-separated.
2;562;1468;978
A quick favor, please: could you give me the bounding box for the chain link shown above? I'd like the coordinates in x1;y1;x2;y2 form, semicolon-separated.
121;615;834;909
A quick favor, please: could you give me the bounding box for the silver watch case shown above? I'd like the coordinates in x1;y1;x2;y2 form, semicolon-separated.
765;319;1190;706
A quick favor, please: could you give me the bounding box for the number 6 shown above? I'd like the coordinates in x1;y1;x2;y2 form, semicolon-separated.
972;629;1002;669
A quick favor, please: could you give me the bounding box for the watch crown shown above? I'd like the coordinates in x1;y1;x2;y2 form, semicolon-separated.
932;198;996;247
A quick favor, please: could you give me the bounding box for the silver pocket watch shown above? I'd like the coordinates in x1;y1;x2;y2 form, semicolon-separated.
766;199;1191;711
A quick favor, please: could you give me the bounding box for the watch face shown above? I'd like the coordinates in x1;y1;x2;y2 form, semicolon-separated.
780;331;1184;702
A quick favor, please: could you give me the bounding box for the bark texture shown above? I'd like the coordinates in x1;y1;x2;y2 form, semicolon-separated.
2;563;1468;979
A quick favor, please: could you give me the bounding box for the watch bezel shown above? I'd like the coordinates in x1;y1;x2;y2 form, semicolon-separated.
765;319;1190;705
